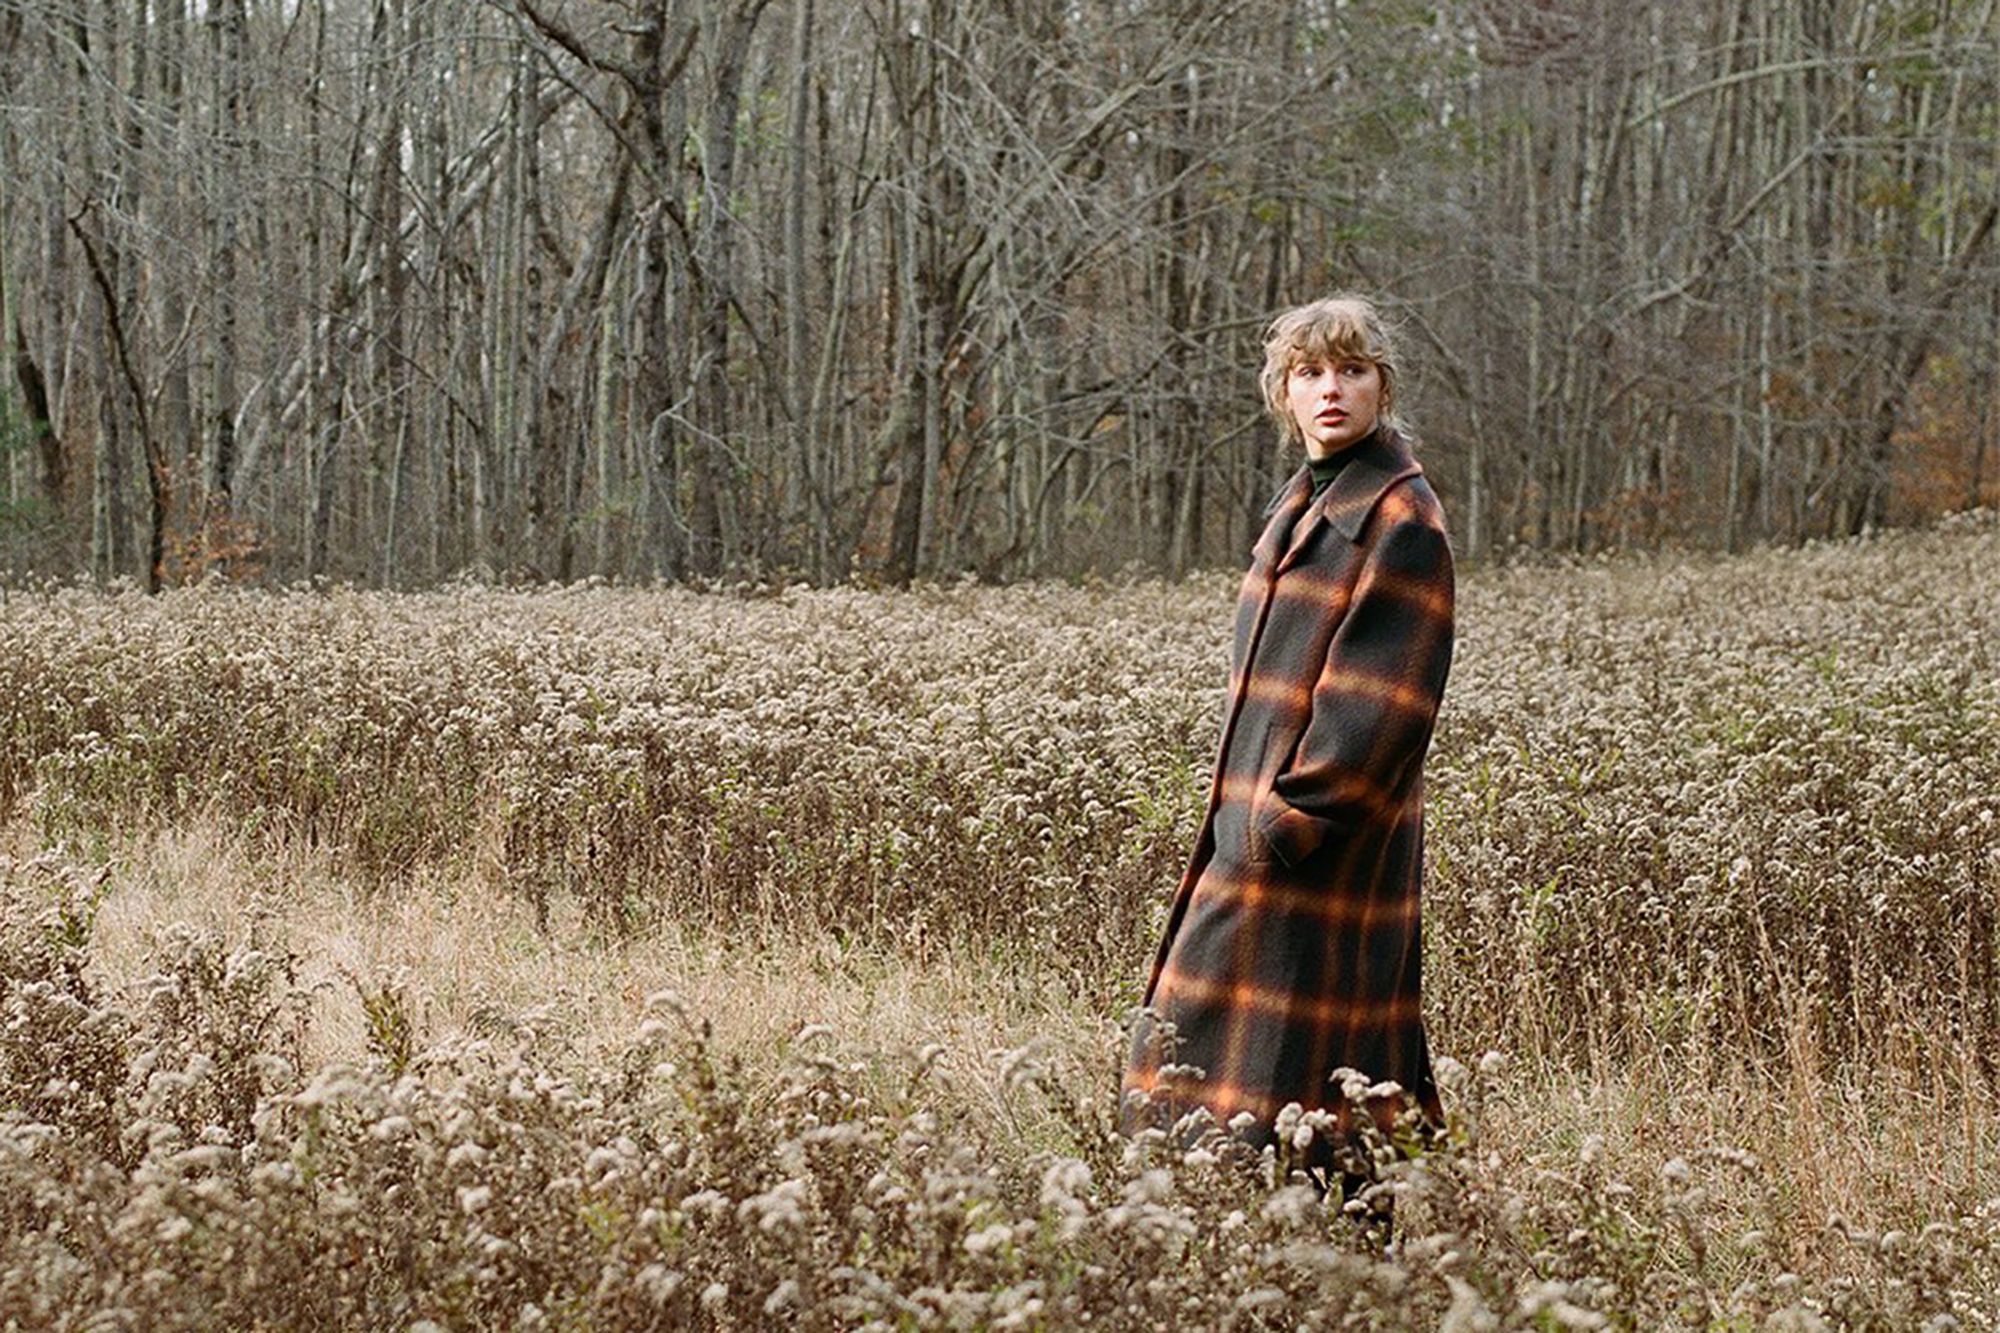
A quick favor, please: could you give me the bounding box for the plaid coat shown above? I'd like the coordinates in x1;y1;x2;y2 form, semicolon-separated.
1124;425;1454;1162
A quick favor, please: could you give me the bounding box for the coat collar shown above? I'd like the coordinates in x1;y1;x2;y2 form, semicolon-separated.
1254;426;1424;569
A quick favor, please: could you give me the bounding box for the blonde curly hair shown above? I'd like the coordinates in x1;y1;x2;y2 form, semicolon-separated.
1258;294;1405;449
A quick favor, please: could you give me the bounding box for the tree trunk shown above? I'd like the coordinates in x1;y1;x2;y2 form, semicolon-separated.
207;0;245;574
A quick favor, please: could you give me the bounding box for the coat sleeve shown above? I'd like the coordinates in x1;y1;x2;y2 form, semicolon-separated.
1252;497;1455;868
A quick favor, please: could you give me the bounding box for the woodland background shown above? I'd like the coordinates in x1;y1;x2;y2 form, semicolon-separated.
4;0;2000;590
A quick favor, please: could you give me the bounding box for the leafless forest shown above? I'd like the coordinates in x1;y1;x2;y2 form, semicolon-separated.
4;0;1999;589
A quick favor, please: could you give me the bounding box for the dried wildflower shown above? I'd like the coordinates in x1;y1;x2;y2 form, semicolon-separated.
1259;1185;1321;1229
1;531;1995;1326
963;1222;1014;1256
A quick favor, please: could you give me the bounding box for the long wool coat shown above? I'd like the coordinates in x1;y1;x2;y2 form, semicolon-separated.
1123;424;1454;1162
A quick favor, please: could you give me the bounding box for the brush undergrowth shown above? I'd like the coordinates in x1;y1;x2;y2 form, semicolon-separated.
3;852;1993;1329
2;515;1998;1324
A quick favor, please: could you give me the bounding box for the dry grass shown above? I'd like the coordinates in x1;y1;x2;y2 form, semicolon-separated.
3;513;1999;1327
47;817;1107;1141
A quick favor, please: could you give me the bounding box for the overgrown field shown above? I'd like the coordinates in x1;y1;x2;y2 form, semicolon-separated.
2;513;1998;1328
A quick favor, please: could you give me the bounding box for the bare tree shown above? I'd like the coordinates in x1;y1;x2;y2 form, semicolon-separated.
2;0;1995;585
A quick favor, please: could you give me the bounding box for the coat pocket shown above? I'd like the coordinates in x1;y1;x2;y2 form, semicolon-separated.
1245;726;1312;867
1244;770;1286;865
1245;783;1286;865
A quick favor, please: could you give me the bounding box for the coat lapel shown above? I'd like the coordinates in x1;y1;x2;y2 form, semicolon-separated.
1318;427;1425;546
1277;493;1326;574
1265;427;1427;577
1255;425;1425;575
1252;466;1310;569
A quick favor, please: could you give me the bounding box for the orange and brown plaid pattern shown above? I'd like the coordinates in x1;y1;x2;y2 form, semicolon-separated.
1124;425;1454;1165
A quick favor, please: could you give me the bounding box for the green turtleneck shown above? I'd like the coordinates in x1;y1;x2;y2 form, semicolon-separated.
1307;426;1373;501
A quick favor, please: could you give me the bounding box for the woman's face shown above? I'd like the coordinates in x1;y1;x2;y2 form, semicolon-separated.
1285;355;1382;458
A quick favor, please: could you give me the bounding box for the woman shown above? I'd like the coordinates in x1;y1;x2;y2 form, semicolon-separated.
1123;294;1456;1226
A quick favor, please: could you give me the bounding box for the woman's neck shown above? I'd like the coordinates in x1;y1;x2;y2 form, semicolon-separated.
1306;424;1378;496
